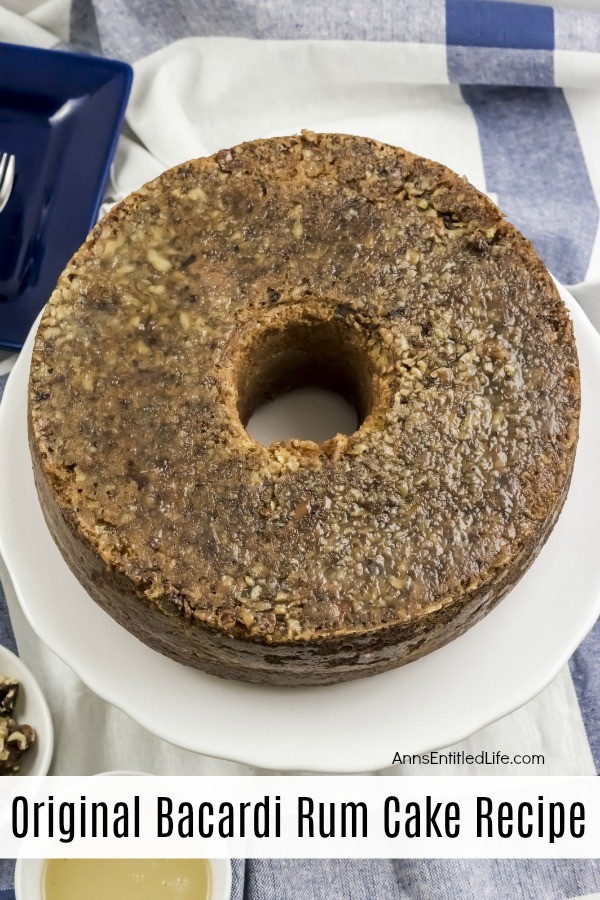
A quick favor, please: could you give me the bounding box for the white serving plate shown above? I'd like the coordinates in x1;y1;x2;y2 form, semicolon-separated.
0;284;599;773
0;643;53;776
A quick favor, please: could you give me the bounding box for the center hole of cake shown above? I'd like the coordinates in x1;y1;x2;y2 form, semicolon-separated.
238;318;372;446
247;387;357;445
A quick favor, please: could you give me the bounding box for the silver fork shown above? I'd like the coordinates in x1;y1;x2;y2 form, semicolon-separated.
0;153;15;214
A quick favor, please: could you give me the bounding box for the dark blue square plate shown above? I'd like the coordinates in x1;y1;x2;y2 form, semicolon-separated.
0;42;132;349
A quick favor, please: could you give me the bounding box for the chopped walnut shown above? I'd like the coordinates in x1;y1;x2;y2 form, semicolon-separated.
0;677;36;775
0;677;19;717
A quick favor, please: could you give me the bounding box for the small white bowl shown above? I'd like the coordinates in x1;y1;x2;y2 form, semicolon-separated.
0;643;53;776
95;769;151;776
15;857;232;900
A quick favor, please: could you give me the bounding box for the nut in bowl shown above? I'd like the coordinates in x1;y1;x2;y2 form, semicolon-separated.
0;644;53;776
15;856;232;900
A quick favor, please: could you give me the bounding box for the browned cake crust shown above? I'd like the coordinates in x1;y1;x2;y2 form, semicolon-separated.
28;133;580;685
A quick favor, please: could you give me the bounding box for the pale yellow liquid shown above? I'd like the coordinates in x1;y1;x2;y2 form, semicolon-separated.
43;859;210;900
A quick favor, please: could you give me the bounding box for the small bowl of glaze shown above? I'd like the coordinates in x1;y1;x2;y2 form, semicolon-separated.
15;856;232;900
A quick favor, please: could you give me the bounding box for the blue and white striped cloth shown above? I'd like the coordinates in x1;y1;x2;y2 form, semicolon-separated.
1;0;600;897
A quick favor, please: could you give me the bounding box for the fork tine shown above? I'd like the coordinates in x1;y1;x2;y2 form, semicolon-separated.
0;154;15;214
5;155;14;187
